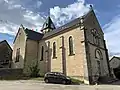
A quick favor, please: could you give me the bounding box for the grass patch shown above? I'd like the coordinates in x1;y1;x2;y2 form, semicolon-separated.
29;77;44;81
70;77;84;85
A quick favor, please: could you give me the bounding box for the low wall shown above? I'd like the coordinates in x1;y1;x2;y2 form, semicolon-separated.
0;68;23;78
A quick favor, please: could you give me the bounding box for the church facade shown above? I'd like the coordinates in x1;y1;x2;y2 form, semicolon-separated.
11;8;110;84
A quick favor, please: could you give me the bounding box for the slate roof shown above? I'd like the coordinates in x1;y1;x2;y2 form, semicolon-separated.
42;9;93;39
109;56;120;62
116;57;120;60
23;10;88;40
25;28;44;41
0;40;12;51
14;7;95;42
43;17;81;39
24;14;82;40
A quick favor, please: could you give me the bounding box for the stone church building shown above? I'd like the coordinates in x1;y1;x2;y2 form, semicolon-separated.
11;8;111;84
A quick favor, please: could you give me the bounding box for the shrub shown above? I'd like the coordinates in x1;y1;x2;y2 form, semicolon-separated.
30;64;40;77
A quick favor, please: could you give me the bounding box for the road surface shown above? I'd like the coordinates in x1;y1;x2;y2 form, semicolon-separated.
0;80;120;90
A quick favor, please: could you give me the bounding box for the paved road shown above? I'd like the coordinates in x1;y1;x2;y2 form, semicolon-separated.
0;80;120;90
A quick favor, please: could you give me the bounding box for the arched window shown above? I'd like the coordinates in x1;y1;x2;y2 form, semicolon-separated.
95;36;99;45
15;48;20;62
95;49;103;75
91;29;100;45
53;42;57;58
41;46;44;61
69;36;74;55
95;49;103;60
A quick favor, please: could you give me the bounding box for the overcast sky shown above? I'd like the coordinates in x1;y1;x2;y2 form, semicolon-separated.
0;0;120;57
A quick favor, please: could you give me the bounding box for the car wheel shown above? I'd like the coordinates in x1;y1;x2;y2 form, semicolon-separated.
62;80;66;84
45;79;49;83
70;81;72;84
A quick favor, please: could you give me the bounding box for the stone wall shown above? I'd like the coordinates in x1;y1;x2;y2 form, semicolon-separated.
12;28;27;69
0;41;12;68
38;26;86;82
0;68;23;78
23;39;39;75
84;10;109;84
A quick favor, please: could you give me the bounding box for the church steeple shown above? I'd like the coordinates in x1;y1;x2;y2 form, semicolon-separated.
20;24;25;29
41;16;56;34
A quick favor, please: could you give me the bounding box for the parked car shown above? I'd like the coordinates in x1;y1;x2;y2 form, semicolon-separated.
44;72;71;84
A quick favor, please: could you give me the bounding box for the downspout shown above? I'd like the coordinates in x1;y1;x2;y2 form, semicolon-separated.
36;41;39;68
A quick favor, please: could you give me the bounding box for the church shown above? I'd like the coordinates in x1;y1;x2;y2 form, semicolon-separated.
11;7;111;84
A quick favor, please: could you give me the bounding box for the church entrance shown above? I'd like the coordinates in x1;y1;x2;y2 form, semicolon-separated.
95;50;102;75
97;60;101;75
93;49;103;84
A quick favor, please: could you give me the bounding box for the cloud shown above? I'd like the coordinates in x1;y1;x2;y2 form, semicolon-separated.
4;0;42;9
50;0;90;26
23;10;44;29
0;0;93;46
36;0;42;8
0;33;14;48
0;0;44;36
0;0;119;58
104;15;120;57
0;0;92;36
0;20;18;35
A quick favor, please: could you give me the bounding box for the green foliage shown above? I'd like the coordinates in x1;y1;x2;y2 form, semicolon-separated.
29;64;40;77
70;77;84;84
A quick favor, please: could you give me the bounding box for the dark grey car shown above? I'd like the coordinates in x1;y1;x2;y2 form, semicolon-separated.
44;72;71;84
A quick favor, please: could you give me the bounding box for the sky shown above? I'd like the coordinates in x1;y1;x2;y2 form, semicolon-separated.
0;0;120;58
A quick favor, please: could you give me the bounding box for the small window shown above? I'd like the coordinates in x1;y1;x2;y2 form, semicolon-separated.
95;49;103;60
69;36;74;55
40;46;44;61
15;48;20;62
94;36;99;45
53;42;57;58
91;29;100;45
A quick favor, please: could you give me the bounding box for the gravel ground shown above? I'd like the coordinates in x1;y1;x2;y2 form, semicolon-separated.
0;80;120;90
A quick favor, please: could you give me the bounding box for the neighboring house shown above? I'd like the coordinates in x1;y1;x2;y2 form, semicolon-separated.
0;40;12;68
12;7;110;84
109;56;120;79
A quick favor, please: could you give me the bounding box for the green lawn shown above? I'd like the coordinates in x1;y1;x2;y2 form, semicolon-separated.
70;77;84;84
29;77;44;81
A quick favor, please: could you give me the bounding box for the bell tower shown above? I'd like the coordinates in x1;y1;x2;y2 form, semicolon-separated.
41;16;56;34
